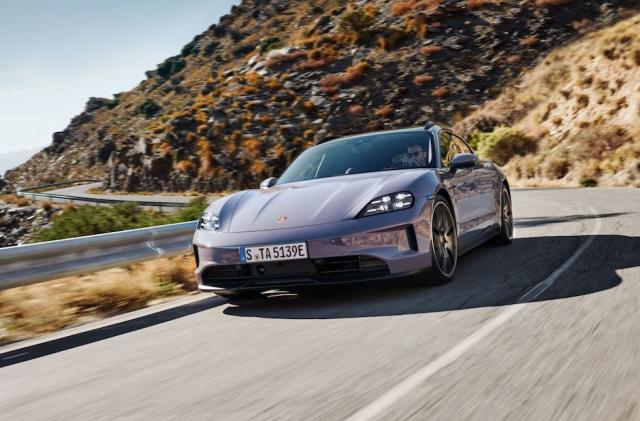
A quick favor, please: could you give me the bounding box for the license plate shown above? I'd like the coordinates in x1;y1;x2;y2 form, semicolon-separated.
239;242;308;263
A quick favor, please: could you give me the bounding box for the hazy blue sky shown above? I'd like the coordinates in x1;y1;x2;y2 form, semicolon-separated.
0;0;238;154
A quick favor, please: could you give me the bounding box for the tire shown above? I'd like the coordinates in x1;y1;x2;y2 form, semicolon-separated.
492;185;513;245
416;195;458;285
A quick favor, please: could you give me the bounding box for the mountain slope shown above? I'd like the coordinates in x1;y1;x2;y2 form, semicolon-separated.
6;0;638;192
456;13;640;187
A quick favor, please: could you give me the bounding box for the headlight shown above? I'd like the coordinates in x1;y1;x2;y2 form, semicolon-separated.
198;212;220;231
358;192;414;217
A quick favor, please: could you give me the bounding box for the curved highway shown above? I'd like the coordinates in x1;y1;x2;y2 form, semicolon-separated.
1;188;639;420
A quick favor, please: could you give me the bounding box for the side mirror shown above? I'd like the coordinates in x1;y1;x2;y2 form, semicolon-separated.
260;177;278;189
450;153;478;171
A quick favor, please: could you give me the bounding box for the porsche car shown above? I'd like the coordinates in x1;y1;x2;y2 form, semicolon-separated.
192;122;513;299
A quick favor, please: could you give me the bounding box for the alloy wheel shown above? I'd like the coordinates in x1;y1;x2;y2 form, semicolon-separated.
432;201;457;277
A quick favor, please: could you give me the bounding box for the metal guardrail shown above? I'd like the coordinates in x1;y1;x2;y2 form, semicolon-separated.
17;180;190;209
0;221;198;290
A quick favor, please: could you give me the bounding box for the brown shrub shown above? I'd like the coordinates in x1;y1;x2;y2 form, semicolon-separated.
0;194;31;206
243;138;262;159
404;14;428;38
467;0;497;9
345;62;369;82
265;50;306;69
414;73;435;85
295;56;337;71
432;86;449;98
41;201;53;212
419;45;443;56
264;78;282;90
520;35;539;47
319;62;369;91
367;120;385;131
175;160;196;173
250;160;267;175
534;0;574;6
256;114;275;125
375;105;394;118
391;0;441;16
576;94;590;109
542;156;571;179
506;55;521;65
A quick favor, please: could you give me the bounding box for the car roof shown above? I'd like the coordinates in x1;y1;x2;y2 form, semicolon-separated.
316;123;462;145
317;126;428;145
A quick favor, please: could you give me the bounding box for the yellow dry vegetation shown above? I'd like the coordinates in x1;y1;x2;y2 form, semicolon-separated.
0;256;197;345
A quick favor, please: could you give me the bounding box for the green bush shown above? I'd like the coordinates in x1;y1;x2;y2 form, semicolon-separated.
470;126;537;165
157;57;186;79
34;197;208;242
579;177;598;187
202;40;220;56
97;140;116;163
138;99;161;118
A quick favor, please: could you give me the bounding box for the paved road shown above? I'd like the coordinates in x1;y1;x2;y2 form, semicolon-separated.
45;182;200;205
1;188;639;420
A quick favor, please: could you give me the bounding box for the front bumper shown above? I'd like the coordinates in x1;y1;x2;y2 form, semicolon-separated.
193;198;433;291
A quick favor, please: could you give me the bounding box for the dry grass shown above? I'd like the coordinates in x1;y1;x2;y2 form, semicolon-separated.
0;256;197;345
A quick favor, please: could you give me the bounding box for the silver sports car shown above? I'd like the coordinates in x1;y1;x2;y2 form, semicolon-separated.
193;122;513;299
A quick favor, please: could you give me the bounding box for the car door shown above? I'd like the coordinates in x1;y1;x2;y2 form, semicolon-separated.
438;131;479;247
451;133;500;231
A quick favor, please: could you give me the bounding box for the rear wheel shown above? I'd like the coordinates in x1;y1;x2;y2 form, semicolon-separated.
416;195;458;285
492;186;513;245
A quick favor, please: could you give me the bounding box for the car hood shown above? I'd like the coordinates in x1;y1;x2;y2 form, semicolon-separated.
220;170;429;233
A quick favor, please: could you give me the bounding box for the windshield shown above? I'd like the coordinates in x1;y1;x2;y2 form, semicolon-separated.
277;131;436;184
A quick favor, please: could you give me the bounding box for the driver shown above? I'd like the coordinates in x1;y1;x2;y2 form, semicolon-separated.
407;144;429;167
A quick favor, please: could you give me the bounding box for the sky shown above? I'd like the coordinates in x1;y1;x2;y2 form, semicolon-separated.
0;0;238;154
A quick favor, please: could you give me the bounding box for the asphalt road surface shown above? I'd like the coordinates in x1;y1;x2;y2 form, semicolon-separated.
1;188;639;420
44;182;200;205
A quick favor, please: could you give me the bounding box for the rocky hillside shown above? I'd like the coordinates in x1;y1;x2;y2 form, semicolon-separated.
456;13;640;187
0;196;61;247
6;0;639;192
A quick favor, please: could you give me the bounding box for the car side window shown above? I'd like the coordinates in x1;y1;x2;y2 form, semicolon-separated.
439;132;452;168
451;133;473;154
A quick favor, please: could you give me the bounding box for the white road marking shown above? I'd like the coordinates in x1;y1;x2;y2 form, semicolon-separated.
346;208;602;421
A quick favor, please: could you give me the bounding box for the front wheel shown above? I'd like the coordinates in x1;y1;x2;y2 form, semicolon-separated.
492;186;513;245
416;195;458;285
